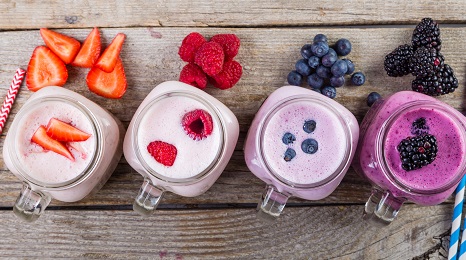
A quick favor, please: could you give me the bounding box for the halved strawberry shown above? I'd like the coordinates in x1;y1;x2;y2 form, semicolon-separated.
40;28;81;64
71;27;101;68
46;118;91;142
87;58;127;99
95;33;126;72
26;46;68;92
31;126;74;161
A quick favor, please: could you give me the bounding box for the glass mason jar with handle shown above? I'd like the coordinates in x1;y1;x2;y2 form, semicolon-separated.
353;91;466;226
244;86;359;220
3;86;124;222
123;81;239;215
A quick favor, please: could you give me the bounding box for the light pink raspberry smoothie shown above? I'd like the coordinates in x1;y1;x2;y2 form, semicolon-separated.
354;91;466;220
14;101;96;185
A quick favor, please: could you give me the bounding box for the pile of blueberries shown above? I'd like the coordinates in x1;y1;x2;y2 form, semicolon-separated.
287;34;366;99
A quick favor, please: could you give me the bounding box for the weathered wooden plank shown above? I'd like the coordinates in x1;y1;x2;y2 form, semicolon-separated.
0;27;463;207
0;204;451;259
0;1;466;29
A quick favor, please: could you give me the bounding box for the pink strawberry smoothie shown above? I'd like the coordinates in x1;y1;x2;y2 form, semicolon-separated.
262;100;347;185
14;101;96;185
137;95;222;179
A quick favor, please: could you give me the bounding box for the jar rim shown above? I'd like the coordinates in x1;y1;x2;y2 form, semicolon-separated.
8;96;103;190
257;95;353;189
131;91;225;184
376;100;466;195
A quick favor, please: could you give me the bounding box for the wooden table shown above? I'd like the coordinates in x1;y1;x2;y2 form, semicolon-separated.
0;1;462;259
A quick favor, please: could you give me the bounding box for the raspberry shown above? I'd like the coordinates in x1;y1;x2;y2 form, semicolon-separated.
194;41;224;76
147;141;177;167
211;60;243;90
211;34;240;61
384;44;414;77
409;47;444;78
178;32;207;63
179;63;207;89
397;134;437;171
411;64;458;96
412;18;441;53
182;109;214;141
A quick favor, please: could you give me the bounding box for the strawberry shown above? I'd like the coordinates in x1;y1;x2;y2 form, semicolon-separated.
46;118;91;142
87;58;127;99
95;33;126;73
211;34;240;61
40;28;81;64
26;46;68;92
181;109;213;140
71;27;101;68
211;60;243;90
147;141;177;167
179;63;207;89
178;32;207;63
194;41;224;76
31;126;74;161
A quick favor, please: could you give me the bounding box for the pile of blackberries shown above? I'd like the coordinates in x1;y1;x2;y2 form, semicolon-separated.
287;34;366;99
384;18;458;96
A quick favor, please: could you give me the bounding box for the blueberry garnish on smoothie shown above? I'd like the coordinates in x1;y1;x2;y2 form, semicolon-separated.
303;120;316;133
301;138;319;154
411;117;430;136
397;134;438;171
282;132;296;144
284;148;297;162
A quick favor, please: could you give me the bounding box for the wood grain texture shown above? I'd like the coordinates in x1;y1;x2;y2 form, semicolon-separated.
1;1;466;29
0;27;464;208
0;204;452;259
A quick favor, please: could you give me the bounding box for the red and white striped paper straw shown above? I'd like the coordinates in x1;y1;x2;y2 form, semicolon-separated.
0;68;26;135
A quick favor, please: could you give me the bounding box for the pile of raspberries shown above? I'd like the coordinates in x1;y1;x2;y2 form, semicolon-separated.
384;18;458;96
178;32;242;90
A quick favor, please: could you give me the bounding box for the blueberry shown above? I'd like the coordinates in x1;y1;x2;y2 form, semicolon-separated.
284;148;297;162
351;72;366;86
312;88;322;94
335;38;352;56
301;139;319;154
343;59;355;75
307;56;320;69
322;53;338;67
295;59;311;76
321;86;337;99
331;60;348;77
330;76;345;88
327;48;337;57
282;132;296;144
307;73;324;89
313;34;328;43
287;70;302;86
316;65;332;79
311;41;329;58
367;92;381;107
303;120;316;133
301;44;314;59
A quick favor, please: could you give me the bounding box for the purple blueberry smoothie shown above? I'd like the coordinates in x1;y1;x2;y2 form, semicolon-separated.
354;91;466;213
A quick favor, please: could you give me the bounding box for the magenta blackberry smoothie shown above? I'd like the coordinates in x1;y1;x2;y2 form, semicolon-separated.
3;87;124;222
244;86;359;220
124;81;239;215
354;91;466;225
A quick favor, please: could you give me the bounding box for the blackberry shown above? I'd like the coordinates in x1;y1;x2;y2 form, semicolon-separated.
411;117;429;136
411;64;458;96
384;44;414;77
397;134;438;171
412;18;441;53
409;47;444;78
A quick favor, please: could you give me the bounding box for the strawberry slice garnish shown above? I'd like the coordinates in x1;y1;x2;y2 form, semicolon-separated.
87;58;127;99
147;141;177;167
95;33;126;72
31;126;74;161
26;46;68;92
71;27;101;68
46;118;91;142
40;28;81;64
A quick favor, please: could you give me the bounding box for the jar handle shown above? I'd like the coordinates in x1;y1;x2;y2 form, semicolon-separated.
256;185;290;221
13;182;51;222
133;179;164;216
363;188;405;226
